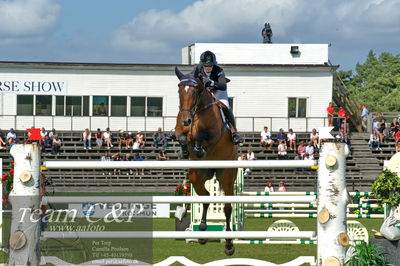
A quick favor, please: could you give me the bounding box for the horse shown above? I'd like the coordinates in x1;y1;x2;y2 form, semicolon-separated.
174;67;238;255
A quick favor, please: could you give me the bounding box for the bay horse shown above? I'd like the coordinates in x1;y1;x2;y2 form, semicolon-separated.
174;67;237;255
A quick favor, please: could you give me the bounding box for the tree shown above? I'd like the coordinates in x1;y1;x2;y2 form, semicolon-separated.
343;50;400;112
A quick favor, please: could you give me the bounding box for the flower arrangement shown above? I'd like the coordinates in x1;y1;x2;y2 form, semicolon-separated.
175;182;191;196
1;162;14;205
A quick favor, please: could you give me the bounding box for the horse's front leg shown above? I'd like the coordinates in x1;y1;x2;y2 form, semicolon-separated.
177;133;189;159
194;130;208;158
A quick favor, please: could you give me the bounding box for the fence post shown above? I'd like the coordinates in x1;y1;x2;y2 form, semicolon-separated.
8;144;41;265
317;142;350;265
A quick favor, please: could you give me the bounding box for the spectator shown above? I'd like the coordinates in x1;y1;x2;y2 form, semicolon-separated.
246;149;256;160
41;135;52;154
390;118;399;138
305;141;314;159
82;128;92;150
327;102;335;127
394;130;400;152
260;126;274;149
40;127;48;142
153;128;168;149
304;153;313;161
100;151;111;175
341;135;352;152
52;136;62;155
135;131;145;149
118;130;129;150
133;152;144;175
372;116;379;132
127;132;135;148
238;153;251;176
103;128;113;149
158;148;168;161
112;152;121;175
95;128;104;149
310;128;319;148
278;181;287;192
377;112;386;143
361;104;369;131
7;128;17;148
0;129;6;149
337;107;347;132
396;142;400;153
49;128;58;140
335;133;343;143
264;182;274;192
369;131;381;151
382;127;390;144
287;129;297;151
276;128;287;144
297;141;306;158
277;140;287;160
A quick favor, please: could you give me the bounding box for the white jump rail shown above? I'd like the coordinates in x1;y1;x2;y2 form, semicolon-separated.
42;160;317;169
42;231;316;239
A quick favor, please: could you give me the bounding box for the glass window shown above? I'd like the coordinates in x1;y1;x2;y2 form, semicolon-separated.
93;96;108;116
66;96;81;116
56;96;64;116
17;95;34;115
83;96;89;116
147;97;162;117
288;97;307;118
288;98;297;118
130;97;145;116
111;96;127;116
36;95;52;116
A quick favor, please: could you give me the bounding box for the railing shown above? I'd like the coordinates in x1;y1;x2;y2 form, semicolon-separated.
367;112;400;133
0;115;331;132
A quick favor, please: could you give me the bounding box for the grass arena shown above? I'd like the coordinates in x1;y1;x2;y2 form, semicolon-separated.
0;143;392;265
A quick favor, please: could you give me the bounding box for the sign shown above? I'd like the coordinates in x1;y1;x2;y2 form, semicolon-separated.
0;80;67;94
68;203;170;218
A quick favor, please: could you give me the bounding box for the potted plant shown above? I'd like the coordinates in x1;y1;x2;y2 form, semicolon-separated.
345;241;393;266
371;170;400;215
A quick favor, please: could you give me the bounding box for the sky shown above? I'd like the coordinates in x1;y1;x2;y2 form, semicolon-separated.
0;0;399;71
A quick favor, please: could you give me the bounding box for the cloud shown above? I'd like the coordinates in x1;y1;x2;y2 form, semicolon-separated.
0;0;61;37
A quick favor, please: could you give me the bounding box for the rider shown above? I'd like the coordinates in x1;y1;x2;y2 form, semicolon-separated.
193;50;243;145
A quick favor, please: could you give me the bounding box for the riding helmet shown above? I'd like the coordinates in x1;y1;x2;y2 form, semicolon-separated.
200;50;217;67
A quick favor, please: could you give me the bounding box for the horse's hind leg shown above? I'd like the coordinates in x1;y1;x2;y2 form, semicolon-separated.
191;170;210;244
220;168;236;256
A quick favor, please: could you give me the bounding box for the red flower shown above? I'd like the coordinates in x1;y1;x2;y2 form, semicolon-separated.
11;162;15;166
2;197;9;205
9;169;14;175
1;174;7;182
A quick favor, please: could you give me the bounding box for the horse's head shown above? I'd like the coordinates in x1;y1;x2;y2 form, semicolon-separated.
175;67;204;127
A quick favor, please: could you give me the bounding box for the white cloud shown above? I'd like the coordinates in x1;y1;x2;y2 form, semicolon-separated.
0;0;61;37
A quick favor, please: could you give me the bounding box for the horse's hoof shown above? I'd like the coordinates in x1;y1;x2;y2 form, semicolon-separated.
181;150;189;159
198;238;208;245
194;147;205;158
199;222;207;231
224;244;235;256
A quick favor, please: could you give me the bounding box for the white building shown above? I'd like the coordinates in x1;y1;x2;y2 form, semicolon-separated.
0;43;336;132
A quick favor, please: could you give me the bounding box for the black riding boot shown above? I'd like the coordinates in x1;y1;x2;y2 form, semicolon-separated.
222;107;243;145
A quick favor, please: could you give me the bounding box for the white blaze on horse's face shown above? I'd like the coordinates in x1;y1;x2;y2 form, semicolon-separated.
184;86;189;93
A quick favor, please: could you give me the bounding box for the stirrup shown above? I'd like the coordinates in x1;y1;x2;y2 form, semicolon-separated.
232;133;243;145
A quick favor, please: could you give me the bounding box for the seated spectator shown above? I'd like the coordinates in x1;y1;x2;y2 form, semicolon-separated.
260;126;274;149
287;129;297;151
297;141;306;158
118;130;129;150
276;128;287;144
390;118;399;137
133;152;144;175
238;153;251;176
335;133;343;143
51;136;62;155
0;129;5;149
103;128;113;149
7;128;17;148
394;130;400;146
246;149;256;160
305;141;314;159
369;131;381;151
304;153;313;161
158;148;168;161
40;127;48;142
48;128;58;140
278;181;287;192
371;116;379;132
341;135;352;152
41;135;52;153
112;152;121;175
382;127;390;144
134;131;145;149
153;128;168;148
310;128;319;148
264;182;274;192
127;132;135;148
95;128;104;149
101;151;111;175
277;140;287;160
377;112;386;143
82;128;92;150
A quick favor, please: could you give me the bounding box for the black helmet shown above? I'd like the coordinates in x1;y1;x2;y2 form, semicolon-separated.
200;50;217;67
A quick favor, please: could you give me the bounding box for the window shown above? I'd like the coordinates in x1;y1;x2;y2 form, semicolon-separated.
130;97;145;116
111;96;127;116
66;96;81;116
83;96;89;116
288;97;307;118
147;97;163;117
93;96;108;116
56;96;64;116
36;95;52;116
17;95;34;115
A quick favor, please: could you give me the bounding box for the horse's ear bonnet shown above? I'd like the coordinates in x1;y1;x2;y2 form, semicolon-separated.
175;67;198;87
